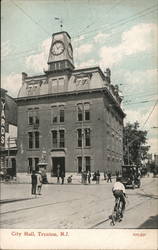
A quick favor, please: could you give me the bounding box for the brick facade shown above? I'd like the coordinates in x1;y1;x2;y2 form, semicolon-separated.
16;31;125;175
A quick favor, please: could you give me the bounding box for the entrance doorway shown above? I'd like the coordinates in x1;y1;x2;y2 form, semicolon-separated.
51;157;65;177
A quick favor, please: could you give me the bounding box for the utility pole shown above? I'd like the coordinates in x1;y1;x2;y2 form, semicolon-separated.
81;115;84;172
7;136;10;169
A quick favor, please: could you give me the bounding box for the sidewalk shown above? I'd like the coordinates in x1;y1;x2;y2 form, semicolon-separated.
2;172;114;185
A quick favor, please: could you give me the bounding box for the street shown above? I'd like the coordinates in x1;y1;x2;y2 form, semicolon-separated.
0;176;158;229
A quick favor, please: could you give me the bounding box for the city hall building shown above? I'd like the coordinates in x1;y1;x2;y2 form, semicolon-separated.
16;31;125;175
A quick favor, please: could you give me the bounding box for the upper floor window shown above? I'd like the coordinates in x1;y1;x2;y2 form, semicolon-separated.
59;130;65;148
77;102;90;122
84;103;90;121
28;109;33;125
51;105;65;124
28;132;33;149
85;128;91;146
52;106;58;123
77;128;91;147
34;108;39;125
52;130;65;148
77;104;83;121
59;105;64;123
35;131;39;148
28;108;39;126
51;78;65;92
52;130;57;148
28;131;40;149
77;129;82;147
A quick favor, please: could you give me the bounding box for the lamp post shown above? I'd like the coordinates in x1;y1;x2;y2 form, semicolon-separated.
7;136;10;169
81;119;84;172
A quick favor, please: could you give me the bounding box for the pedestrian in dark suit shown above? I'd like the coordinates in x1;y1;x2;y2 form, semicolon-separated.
31;170;37;195
96;170;100;184
61;171;65;184
107;170;112;183
57;164;60;183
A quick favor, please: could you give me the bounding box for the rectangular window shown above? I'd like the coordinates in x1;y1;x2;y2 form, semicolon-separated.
77;157;82;173
28;110;33;125
84;103;90;121
85;156;91;172
77;104;83;121
35;131;39;148
59;130;65;148
52;130;57;148
28;158;33;172
28;158;32;167
52;106;58;123
59;105;64;123
77;129;82;147
34;158;39;171
85;128;91;146
34;108;39;125
28;132;33;149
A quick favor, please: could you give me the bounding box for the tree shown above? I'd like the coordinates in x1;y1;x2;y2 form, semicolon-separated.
123;121;150;165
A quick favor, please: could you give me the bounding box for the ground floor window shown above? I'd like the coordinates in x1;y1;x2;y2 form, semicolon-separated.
35;158;39;172
77;156;91;172
28;158;39;173
85;156;91;172
77;157;82;173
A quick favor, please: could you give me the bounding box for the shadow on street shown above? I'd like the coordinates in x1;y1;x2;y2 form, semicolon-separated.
0;198;35;204
138;214;158;229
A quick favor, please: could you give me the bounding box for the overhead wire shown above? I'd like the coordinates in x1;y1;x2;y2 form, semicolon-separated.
141;99;158;128
11;0;50;35
72;3;158;38
2;3;157;62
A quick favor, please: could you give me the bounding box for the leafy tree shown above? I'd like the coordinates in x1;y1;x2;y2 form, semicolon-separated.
123;121;150;165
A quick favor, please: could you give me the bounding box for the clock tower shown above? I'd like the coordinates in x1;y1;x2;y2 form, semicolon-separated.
47;31;74;72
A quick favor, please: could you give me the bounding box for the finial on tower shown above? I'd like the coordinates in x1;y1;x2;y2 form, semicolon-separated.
55;17;63;31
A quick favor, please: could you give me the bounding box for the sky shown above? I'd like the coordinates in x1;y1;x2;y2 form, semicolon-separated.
1;0;158;155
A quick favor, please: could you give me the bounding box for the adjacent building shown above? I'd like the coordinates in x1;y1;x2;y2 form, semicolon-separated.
16;31;125;175
0;88;17;177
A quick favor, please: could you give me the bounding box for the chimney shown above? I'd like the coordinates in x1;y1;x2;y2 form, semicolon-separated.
104;68;111;84
22;72;27;84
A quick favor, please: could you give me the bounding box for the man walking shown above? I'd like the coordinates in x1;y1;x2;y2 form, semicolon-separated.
57;164;60;183
31;170;37;195
107;170;112;183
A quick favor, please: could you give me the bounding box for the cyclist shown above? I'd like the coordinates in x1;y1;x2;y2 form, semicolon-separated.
112;177;126;218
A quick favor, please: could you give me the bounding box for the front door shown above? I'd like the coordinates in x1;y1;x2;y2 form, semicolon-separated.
51;157;65;177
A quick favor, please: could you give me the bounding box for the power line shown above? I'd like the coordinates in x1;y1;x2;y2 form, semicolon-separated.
11;1;50;35
122;99;158;105
72;3;158;39
78;0;123;35
142;99;158;128
2;3;157;62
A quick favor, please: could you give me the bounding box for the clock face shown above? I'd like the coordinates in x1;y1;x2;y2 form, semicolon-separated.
51;41;65;55
67;44;73;58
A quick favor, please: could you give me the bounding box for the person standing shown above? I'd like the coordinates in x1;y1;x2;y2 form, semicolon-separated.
107;170;112;183
57;164;60;183
88;171;91;184
36;171;42;195
61;171;65;184
104;170;107;180
96;170;100;184
31;170;37;195
84;171;87;184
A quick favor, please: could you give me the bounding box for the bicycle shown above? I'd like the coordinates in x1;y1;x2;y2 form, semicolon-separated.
109;196;123;226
